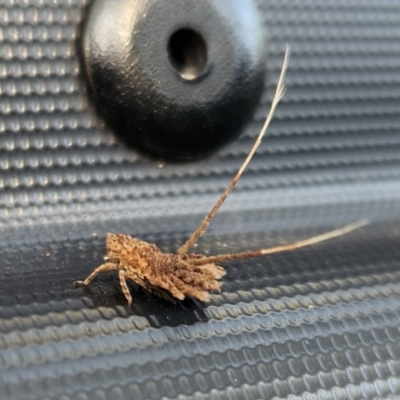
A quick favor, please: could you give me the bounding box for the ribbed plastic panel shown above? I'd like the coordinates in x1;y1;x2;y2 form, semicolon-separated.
1;0;400;399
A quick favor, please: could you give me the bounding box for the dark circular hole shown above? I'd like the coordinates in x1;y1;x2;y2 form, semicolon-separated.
168;29;208;81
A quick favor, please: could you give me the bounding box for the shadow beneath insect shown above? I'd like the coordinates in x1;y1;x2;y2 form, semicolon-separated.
78;279;209;328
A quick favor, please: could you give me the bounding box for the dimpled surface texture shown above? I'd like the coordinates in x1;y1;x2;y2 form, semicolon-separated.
1;1;400;399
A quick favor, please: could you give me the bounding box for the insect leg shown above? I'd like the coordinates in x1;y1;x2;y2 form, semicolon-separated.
122;271;177;303
118;270;133;306
149;276;185;300
73;262;117;286
174;269;222;291
178;259;226;279
168;275;211;302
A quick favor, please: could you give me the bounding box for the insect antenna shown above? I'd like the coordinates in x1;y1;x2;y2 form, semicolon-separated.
177;45;291;257
185;219;368;266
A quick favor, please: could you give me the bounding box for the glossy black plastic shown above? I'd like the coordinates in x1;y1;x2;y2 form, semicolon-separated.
82;0;267;160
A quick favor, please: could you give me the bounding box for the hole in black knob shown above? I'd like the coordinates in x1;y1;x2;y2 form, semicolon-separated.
168;28;208;81
82;0;267;160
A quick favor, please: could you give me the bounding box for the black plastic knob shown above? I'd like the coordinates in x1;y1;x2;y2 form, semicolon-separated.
82;0;267;161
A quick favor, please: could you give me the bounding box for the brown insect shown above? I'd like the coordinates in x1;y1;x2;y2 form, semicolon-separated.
74;47;367;305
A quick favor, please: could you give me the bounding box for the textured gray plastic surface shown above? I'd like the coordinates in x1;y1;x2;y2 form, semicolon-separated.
1;0;400;399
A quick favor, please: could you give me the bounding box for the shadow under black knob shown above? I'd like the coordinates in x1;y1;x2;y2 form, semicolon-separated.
82;0;267;161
